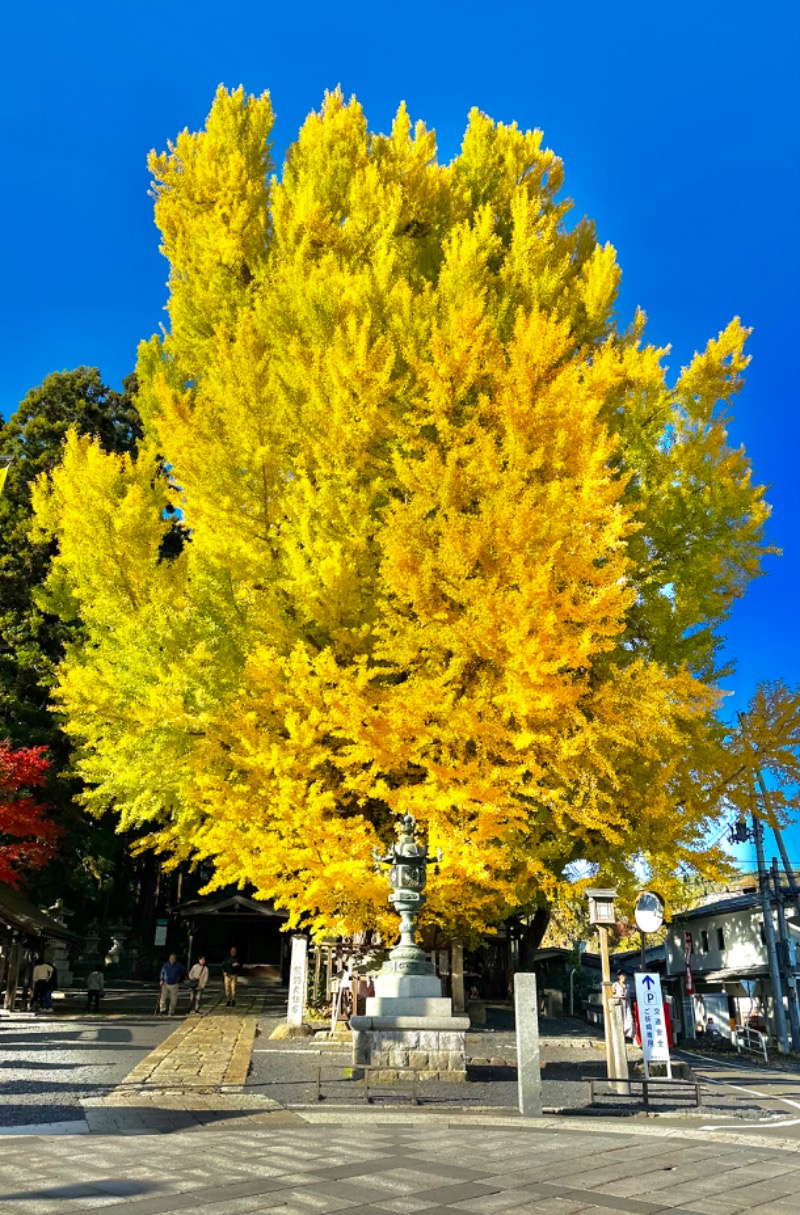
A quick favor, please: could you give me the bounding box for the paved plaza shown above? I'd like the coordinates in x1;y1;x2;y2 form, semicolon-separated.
4;985;800;1213
2;1119;800;1214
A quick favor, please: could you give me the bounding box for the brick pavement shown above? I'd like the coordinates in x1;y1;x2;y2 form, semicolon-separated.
1;1120;799;1214
6;986;800;1213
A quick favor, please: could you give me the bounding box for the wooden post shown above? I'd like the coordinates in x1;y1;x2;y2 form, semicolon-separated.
3;939;21;1011
599;924;613;1078
451;939;465;1013
313;944;322;1007
599;925;629;1092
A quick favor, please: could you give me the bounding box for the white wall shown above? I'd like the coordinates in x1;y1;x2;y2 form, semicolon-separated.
666;905;772;975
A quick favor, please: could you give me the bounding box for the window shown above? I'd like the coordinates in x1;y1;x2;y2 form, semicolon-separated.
700;930;709;954
760;923;766;944
717;927;725;951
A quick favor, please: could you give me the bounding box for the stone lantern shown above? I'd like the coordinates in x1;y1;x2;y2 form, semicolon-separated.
350;814;469;1081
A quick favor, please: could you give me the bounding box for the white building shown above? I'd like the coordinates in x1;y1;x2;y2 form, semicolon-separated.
664;888;800;1042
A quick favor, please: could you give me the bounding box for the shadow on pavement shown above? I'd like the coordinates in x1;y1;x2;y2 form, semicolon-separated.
0;1180;158;1200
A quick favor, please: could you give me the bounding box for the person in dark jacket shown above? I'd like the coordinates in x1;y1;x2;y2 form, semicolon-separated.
159;953;186;1015
222;947;242;1006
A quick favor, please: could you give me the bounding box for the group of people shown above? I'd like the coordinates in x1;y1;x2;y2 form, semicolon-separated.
158;946;242;1015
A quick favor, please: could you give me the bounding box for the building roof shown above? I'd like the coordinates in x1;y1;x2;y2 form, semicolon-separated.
671;884;797;918
173;893;289;920
530;947;602;970
672;892;761;921
0;882;80;942
610;944;666;973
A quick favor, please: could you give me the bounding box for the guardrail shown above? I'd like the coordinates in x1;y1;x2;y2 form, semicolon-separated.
314;1065;446;1104
734;1025;769;1063
585;1076;702;1109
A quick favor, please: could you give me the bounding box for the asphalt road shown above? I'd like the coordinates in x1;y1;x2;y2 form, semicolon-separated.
679;1047;800;1140
0;1010;174;1129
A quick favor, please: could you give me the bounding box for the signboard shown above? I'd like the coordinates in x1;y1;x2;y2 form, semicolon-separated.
634;891;664;935
287;935;308;1027
634;972;671;1075
154;918;168;947
685;963;694;995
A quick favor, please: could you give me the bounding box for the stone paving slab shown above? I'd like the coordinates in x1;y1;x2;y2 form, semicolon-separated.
1;1124;800;1215
74;991;290;1133
120;1011;256;1087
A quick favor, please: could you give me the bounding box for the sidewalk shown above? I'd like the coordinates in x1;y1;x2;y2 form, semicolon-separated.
4;989;800;1212
1;1118;799;1214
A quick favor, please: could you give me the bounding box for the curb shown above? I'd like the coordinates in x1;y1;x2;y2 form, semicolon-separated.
289;1106;800;1150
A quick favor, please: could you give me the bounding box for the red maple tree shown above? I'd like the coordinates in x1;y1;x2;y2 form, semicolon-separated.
0;742;62;887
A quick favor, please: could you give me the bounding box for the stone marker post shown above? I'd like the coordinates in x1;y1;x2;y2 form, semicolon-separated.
287;934;308;1027
514;972;543;1117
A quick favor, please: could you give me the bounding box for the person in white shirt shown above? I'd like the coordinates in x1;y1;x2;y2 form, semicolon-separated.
187;955;209;1013
86;968;105;1012
32;960;54;1011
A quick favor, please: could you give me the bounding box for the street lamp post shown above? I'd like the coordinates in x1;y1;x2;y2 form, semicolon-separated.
586;888;628;1091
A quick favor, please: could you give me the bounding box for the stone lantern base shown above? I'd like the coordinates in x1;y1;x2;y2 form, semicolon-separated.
350;1015;470;1082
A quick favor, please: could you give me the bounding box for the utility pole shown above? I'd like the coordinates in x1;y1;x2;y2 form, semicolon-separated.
753;813;789;1052
739;712;790;1054
772;857;800;1052
750;764;800;920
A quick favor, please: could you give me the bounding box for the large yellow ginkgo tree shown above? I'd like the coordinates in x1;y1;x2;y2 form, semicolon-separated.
32;87;774;940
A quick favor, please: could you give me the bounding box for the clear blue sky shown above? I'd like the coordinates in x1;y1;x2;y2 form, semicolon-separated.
1;2;798;862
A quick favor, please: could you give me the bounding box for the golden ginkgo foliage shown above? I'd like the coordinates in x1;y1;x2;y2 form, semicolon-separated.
32;88;777;939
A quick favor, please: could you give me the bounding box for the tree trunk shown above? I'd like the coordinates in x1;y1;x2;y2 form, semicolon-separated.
518;906;551;972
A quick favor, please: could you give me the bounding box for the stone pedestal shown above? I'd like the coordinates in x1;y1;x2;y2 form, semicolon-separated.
364;971;452;1019
351;1016;470;1081
353;971;469;1080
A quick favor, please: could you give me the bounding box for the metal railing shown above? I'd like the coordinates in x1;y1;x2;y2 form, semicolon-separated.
585;1076;702;1109
314;1064;445;1104
734;1024;769;1063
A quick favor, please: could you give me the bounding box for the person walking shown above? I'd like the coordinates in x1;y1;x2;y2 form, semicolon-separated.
187;955;209;1013
31;959;54;1011
159;953;186;1015
222;946;242;1006
86;967;104;1012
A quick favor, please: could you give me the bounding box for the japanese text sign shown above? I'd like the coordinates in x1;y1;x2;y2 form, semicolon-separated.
634;972;671;1065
